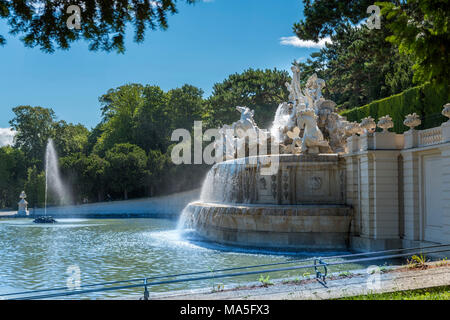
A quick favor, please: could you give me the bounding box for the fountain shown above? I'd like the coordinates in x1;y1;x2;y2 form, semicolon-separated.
33;139;69;224
180;69;356;251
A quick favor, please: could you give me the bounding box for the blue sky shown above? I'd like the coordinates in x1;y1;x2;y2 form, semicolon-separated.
0;0;325;132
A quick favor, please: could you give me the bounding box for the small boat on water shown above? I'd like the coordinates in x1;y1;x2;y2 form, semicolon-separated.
33;216;57;224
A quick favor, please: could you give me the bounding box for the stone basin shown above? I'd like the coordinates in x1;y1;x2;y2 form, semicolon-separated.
183;202;352;250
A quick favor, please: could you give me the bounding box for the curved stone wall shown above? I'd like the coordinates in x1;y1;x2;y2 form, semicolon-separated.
183;202;353;250
182;154;353;250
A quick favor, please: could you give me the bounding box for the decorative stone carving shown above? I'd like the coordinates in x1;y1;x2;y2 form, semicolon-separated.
377;115;394;133
308;176;322;190
442;103;450;121
233;106;258;138
360;116;376;134
282;173;289;200
403;113;421;131
297;108;332;154
304;73;325;112
284;126;302;154
218;67;362;158
259;177;267;190
287;65;306;108
270;175;277;199
216;124;236;161
345;121;360;136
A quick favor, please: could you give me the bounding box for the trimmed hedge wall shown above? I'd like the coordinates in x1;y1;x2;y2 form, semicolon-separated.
340;84;450;133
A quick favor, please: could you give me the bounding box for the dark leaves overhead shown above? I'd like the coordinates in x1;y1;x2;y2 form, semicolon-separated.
0;0;196;53
293;0;375;41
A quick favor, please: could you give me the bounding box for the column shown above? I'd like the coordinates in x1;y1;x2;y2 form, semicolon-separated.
401;151;421;240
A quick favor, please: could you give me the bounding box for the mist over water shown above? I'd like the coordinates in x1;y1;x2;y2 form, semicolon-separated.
45;139;72;208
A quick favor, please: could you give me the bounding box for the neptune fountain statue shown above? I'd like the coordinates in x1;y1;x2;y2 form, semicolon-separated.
180;67;357;250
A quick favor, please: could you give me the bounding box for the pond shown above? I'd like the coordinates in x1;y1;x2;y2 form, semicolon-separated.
0;218;398;299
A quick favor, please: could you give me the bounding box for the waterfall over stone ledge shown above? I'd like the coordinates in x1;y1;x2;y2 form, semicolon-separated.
179;154;353;250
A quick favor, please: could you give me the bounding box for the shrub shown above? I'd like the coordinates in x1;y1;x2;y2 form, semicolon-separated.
340;83;450;133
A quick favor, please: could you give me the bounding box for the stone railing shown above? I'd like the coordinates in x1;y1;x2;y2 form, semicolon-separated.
345;103;450;153
418;127;443;147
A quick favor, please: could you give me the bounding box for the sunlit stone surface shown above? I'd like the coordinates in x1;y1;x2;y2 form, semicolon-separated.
181;154;352;250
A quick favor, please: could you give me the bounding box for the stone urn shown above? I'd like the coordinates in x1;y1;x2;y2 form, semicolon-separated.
403;113;421;131
377;115;394;133
345;121;360;136
442;103;450;121
360;116;376;134
17;191;29;216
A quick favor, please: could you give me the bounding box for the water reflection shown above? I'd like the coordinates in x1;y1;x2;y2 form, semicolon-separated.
0;218;396;299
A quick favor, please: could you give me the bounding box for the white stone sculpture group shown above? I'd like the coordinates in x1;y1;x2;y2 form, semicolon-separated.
215;65;354;159
215;65;450;161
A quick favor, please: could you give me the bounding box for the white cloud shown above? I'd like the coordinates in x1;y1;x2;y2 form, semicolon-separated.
280;36;331;49
0;128;16;147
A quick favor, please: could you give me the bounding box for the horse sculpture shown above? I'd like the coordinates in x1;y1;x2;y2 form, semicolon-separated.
233;106;258;138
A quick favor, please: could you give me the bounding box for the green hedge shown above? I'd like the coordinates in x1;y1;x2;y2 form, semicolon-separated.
340;84;449;133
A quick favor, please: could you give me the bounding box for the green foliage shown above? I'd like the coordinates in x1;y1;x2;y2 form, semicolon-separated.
0;0;197;53
293;0;374;41
380;0;450;86
167;84;206;132
95;84;148;155
52;120;89;158
0;68;303;206
24;166;45;208
208;68;290;128
0;146;26;209
295;24;414;111
340;285;450;300
340;83;450;133
9;105;56;169
105;143;148;200
407;254;428;269
258;275;273;287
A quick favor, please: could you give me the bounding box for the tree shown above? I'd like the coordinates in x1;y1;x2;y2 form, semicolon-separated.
293;0;374;41
60;152;110;202
0;0;197;53
133;85;170;152
295;24;414;110
166;84;206;132
380;0;450;86
146;149;167;196
9;105;56;168
94;84;147;155
53;120;89;158
208;68;290;128
83;154;109;201
105;143;148;200
24;166;45;208
0;146;26;209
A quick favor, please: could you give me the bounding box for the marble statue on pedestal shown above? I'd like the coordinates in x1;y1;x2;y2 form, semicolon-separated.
17;191;29;216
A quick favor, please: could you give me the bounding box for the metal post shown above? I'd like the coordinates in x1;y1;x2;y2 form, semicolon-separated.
143;279;149;300
314;258;328;286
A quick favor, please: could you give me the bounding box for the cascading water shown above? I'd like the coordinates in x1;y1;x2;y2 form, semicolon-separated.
44;139;71;214
270;102;297;143
177;157;259;231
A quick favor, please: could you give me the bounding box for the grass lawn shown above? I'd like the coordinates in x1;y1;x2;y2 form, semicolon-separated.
340;286;450;300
